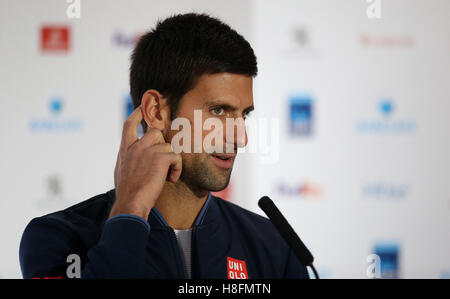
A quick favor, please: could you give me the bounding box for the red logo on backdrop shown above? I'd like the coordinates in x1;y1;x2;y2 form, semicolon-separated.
41;26;70;53
227;257;249;279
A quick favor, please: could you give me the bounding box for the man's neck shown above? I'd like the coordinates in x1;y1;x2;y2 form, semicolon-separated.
154;181;209;230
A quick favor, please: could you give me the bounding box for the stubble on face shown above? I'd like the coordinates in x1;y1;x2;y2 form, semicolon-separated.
165;72;253;194
179;152;233;192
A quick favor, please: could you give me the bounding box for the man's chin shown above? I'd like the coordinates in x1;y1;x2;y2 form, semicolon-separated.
203;168;232;192
179;155;233;193
208;183;230;193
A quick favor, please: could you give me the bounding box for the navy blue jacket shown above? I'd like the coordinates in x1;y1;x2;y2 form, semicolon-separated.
19;189;309;279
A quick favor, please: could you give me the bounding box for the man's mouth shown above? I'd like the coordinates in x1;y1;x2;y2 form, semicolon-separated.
210;154;236;169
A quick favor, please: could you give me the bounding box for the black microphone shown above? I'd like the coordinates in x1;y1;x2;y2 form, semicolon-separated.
258;196;319;279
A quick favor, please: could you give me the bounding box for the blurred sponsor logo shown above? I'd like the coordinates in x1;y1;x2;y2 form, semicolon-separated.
362;182;409;200
356;99;417;134
276;181;323;199
282;26;320;58
289;95;314;136
373;243;400;279
293;27;310;49
360;33;414;48
112;31;143;48
36;174;70;209
41;25;70;53
29;97;83;133
440;270;450;279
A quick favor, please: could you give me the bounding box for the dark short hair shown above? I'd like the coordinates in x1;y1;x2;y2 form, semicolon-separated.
130;12;258;132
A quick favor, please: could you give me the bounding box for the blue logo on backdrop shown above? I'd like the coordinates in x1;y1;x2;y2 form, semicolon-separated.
289;95;313;136
49;98;63;115
362;182;409;200
440;270;450;279
276;181;323;199
29;97;83;133
124;94;143;137
112;31;142;48
374;243;400;279
379;99;394;116
125;94;134;117
356;99;416;134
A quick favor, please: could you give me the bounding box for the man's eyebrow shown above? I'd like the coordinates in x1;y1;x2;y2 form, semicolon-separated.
204;100;237;111
203;100;254;114
243;105;254;114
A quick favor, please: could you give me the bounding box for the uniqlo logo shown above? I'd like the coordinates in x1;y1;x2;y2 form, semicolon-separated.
41;26;70;52
227;257;249;279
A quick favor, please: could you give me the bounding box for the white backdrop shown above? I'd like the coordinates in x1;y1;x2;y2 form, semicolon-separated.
0;0;449;278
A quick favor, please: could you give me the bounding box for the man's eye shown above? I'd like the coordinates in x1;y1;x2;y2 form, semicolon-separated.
211;107;224;116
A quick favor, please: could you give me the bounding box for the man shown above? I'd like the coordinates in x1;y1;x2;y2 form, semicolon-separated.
19;13;309;279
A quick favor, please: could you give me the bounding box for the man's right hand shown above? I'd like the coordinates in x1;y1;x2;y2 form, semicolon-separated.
109;106;182;220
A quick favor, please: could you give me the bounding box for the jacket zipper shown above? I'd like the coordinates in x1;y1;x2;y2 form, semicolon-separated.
191;226;197;279
168;227;187;279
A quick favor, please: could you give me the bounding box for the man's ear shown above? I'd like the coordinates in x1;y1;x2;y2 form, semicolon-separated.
141;89;171;133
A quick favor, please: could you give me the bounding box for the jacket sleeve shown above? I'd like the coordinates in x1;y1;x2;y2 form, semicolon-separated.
283;248;310;279
19;214;150;279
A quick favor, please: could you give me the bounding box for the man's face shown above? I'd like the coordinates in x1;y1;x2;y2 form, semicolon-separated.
165;72;254;192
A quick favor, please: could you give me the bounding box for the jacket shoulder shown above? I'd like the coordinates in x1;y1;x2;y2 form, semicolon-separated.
35;189;114;228
213;197;273;226
21;189;115;249
211;196;283;245
19;190;115;278
211;196;310;278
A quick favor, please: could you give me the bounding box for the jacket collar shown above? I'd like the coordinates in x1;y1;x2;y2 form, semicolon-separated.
149;192;213;228
107;189;217;229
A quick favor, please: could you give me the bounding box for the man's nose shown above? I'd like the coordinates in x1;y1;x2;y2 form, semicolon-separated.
225;118;247;149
